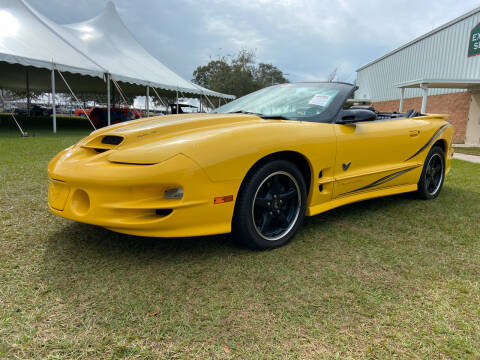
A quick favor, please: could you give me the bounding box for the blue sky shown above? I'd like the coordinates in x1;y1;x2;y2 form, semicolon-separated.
29;0;480;84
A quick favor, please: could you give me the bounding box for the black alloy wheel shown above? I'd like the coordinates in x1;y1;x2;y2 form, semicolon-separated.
417;146;445;199
233;160;307;250
252;171;301;241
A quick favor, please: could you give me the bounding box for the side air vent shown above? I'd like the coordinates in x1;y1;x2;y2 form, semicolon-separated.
156;209;173;217
102;135;124;146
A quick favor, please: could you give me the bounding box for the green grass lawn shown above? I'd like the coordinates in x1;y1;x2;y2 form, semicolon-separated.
1;128;480;359
454;146;480;156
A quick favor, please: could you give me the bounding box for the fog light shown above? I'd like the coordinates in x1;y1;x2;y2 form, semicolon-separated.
164;187;183;199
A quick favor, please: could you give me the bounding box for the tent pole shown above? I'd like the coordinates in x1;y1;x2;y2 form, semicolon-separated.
26;69;30;116
146;86;150;117
112;77;115;108
176;89;179;114
106;73;111;126
51;68;56;133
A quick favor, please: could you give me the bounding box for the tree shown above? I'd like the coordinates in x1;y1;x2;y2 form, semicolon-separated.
255;63;288;88
229;49;257;97
193;57;234;96
192;49;289;98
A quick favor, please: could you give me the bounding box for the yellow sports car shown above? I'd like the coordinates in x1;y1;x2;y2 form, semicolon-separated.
48;82;454;249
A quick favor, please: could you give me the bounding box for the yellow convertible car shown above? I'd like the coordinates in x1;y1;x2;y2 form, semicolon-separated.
48;82;454;249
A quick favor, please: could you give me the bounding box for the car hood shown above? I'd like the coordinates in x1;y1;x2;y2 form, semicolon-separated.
79;113;267;164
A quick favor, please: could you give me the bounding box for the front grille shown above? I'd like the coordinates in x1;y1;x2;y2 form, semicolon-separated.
102;135;124;145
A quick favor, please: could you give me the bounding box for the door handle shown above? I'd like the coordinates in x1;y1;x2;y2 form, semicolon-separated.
409;130;420;137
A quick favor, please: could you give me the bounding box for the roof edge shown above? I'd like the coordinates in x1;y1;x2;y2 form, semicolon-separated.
0;52;104;78
395;78;480;88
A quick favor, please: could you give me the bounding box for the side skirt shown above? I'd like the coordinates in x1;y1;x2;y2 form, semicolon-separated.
306;184;417;217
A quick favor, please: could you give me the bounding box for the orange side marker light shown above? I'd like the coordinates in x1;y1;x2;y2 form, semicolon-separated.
214;195;233;204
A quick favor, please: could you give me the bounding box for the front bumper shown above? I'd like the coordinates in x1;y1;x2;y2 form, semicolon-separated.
48;151;237;237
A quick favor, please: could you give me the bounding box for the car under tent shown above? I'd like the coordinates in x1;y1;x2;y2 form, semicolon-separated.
0;0;234;133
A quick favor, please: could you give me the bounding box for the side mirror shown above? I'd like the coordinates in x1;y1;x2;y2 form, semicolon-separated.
339;109;376;124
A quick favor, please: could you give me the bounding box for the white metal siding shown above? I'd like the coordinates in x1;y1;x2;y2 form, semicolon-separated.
356;9;480;101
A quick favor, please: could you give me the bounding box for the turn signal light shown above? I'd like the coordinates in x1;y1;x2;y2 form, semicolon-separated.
214;195;233;204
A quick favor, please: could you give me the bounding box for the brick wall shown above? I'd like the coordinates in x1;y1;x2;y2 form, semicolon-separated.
372;91;471;143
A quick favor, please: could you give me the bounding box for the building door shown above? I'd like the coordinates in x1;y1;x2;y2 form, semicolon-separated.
466;92;480;145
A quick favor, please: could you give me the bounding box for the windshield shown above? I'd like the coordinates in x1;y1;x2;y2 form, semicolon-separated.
212;82;353;121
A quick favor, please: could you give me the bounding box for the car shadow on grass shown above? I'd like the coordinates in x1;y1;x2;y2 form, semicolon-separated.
41;190;419;266
38;184;478;312
45;221;242;258
41;183;471;269
40;222;250;300
41;186;457;258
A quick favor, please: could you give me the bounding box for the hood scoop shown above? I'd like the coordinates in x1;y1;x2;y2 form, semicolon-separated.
82;135;125;153
102;135;124;146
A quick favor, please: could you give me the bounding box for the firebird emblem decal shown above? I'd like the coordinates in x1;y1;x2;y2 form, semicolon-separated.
342;162;351;171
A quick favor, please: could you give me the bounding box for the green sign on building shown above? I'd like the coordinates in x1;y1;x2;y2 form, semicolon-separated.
468;23;480;57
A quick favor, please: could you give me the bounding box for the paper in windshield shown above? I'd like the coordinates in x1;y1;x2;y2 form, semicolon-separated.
308;90;338;107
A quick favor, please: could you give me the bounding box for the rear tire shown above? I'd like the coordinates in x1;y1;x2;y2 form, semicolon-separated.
416;146;445;199
232;160;307;250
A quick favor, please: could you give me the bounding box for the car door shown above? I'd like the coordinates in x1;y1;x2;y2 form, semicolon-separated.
333;118;426;198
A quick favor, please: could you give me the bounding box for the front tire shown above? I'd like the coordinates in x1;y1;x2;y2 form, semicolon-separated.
416;146;445;199
232;160;307;250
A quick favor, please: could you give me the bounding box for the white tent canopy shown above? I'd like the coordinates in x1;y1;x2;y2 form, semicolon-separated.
0;0;104;77
0;0;234;99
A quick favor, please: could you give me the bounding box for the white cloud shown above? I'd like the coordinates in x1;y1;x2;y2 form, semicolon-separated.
205;16;266;51
26;0;480;83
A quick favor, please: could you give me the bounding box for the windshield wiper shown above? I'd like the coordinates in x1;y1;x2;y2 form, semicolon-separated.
227;110;263;116
260;115;290;120
227;110;290;120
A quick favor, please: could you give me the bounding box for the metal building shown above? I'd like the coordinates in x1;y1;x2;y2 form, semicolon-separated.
356;6;480;145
